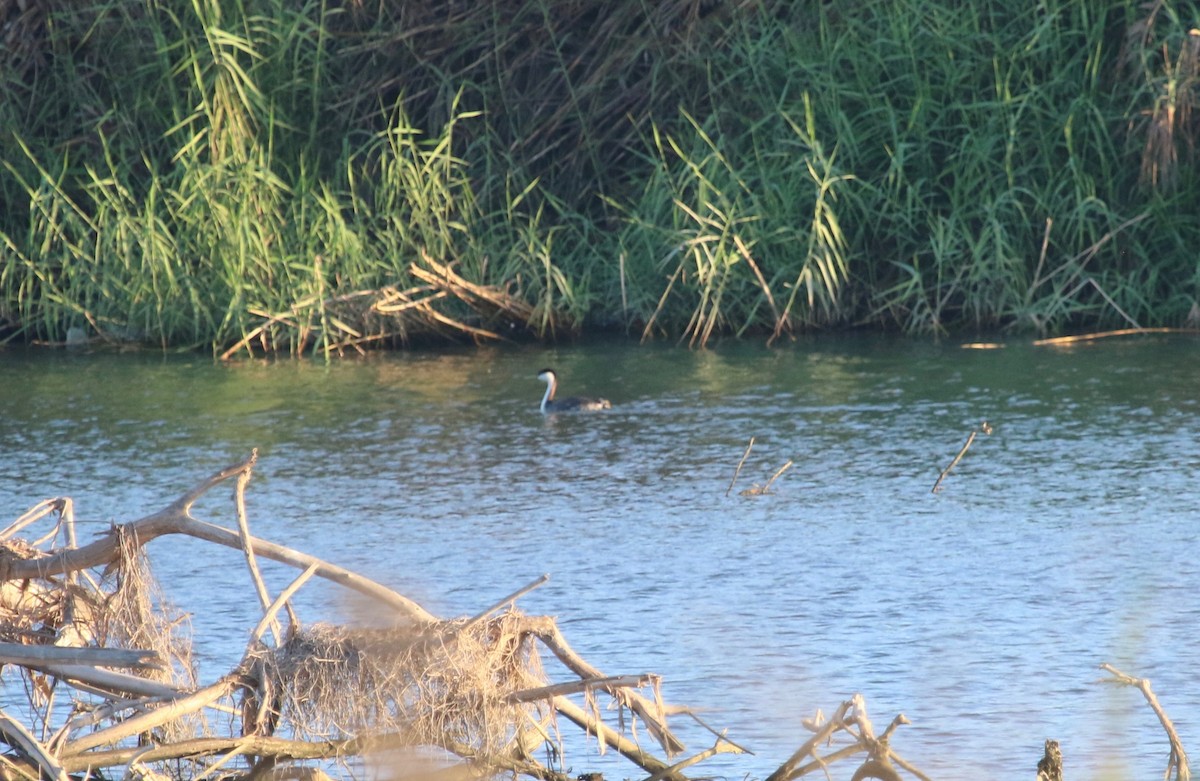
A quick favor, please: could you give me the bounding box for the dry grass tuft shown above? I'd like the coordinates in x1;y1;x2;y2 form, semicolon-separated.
248;612;548;760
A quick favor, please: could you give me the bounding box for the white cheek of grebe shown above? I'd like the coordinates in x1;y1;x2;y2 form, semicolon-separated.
536;368;612;414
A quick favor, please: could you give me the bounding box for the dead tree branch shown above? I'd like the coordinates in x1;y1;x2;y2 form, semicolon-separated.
1100;662;1191;781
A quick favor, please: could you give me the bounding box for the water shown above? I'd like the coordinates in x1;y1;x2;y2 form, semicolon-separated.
2;336;1198;781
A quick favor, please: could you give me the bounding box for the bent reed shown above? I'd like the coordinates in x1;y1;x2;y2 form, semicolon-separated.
1;0;1198;353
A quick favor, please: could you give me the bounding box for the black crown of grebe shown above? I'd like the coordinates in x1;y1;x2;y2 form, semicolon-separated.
536;368;611;414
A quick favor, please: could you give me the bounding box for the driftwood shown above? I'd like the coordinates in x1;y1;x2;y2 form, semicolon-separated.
0;452;929;781
764;695;928;781
1101;663;1191;781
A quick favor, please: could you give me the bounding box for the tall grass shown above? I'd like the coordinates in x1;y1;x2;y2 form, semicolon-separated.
2;0;1199;351
613;101;855;347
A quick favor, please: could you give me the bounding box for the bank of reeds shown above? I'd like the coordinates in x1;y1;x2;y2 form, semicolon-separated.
1;0;1198;352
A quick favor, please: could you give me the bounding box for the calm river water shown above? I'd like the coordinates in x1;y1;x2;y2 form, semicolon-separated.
2;336;1198;780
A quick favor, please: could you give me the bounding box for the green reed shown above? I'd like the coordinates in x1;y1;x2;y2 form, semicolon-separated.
2;0;1199;350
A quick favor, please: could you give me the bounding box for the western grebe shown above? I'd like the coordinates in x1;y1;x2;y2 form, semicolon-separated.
536;368;611;413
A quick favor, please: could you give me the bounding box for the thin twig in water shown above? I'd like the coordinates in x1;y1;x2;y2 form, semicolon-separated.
726;437;755;497
741;460;794;496
931;422;993;494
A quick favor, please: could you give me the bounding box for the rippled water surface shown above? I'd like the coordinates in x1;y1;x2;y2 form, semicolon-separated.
2;336;1199;780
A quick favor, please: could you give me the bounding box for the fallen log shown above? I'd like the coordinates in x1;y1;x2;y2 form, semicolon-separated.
0;642;161;669
0;452;936;781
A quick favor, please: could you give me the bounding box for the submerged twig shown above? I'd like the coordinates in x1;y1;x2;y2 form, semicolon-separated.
931;421;993;494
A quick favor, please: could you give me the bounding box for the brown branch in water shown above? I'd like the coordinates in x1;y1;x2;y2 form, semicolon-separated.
726;437;755;496
741;459;793;496
642;735;745;781
523;614;685;756
931;421;993;494
235;460;284;646
1100;663;1191;781
549;695;682;780
63;678;235;755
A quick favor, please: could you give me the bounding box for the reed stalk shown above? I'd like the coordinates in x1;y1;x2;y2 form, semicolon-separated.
2;1;1200;349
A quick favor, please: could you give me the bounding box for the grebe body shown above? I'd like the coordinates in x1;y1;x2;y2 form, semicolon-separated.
536;368;611;413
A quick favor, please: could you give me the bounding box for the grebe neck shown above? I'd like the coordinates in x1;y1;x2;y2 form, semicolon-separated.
538;370;558;413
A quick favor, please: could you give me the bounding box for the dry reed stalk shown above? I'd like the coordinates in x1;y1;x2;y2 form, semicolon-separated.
641;250;684;343
410;252;537;325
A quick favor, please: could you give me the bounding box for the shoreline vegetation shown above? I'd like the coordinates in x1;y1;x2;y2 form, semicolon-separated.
2;1;1200;355
0;453;1191;781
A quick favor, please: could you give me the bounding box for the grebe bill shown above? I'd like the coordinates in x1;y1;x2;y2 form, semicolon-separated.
536;368;612;413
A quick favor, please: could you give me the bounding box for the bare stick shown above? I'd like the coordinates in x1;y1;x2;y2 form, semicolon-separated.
23;663;183;699
763;699;853;781
0;708;71;781
726;437;755;497
465;573;550;628
619;251;629;325
641;735;744;781
1027;217;1054;299
741;459;794;496
233;453;282;645
505;674;657;704
62;678;234;755
527;615;683;755
61;732;418;774
1100;663;1191;781
248;562;320;647
931;422;992;494
0;497;70;541
551;695;680;780
3;455;438;626
0;643;161;670
642;254;683;343
1083;277;1141;330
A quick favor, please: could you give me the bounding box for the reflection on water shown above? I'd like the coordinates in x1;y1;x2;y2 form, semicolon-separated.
2;336;1200;780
